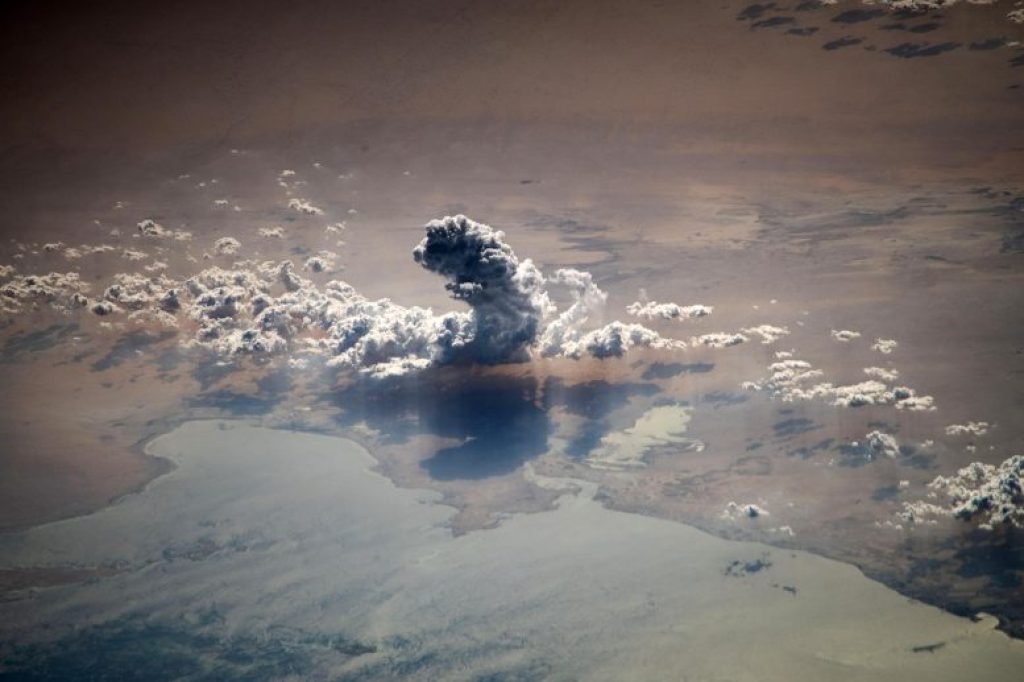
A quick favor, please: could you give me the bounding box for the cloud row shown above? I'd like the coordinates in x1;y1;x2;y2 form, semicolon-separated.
742;351;935;410
3;215;687;377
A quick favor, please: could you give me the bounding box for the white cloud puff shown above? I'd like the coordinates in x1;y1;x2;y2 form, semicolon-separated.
863;366;899;382
212;237;242;256
258;226;286;239
872;338;899;354
303;250;338;273
741;324;790;344
626;300;712;321
692;332;748;348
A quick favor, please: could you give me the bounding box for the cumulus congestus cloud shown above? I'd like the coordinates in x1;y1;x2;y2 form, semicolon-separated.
412;214;554;364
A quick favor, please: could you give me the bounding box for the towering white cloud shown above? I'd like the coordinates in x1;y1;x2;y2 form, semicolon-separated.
412;214;555;364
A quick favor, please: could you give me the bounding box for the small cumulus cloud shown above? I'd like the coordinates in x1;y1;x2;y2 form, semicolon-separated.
212;237;242;256
831;329;861;342
692;332;748;348
872;338;899;354
741;324;790;344
288;198;325;215
303;250;338;273
258;226;286;239
945;421;991;437
626;299;713;321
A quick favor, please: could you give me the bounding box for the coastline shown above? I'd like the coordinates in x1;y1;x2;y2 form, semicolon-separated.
2;417;1022;648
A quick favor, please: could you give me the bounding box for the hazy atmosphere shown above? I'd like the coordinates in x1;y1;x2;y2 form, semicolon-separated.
1;1;1023;680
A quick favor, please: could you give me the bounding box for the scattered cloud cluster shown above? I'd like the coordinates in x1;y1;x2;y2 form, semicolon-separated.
742;351;935;410
945;421;991;437
137;219;192;241
2;215;687;377
899;455;1024;530
0;271;90;315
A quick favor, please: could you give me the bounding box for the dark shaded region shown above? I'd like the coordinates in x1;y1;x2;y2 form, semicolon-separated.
752;16;796;29
420;380;548;479
702;391;749;408
872;484;902;502
794;1;819;11
832;9;885;24
736;3;776;21
954;529;1024;590
1011;53;1024;68
787;26;819;36
641;361;713;380
724;554;773;577
0;618;375;682
966;37;1007;51
336;373;550;479
911;641;946;653
0;323;80;363
822;36;864;51
91;330;177;372
773;417;819;438
550;378;659;418
333;373;663;478
789;437;834;459
188;390;282;415
885;42;960;59
192;358;239;390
